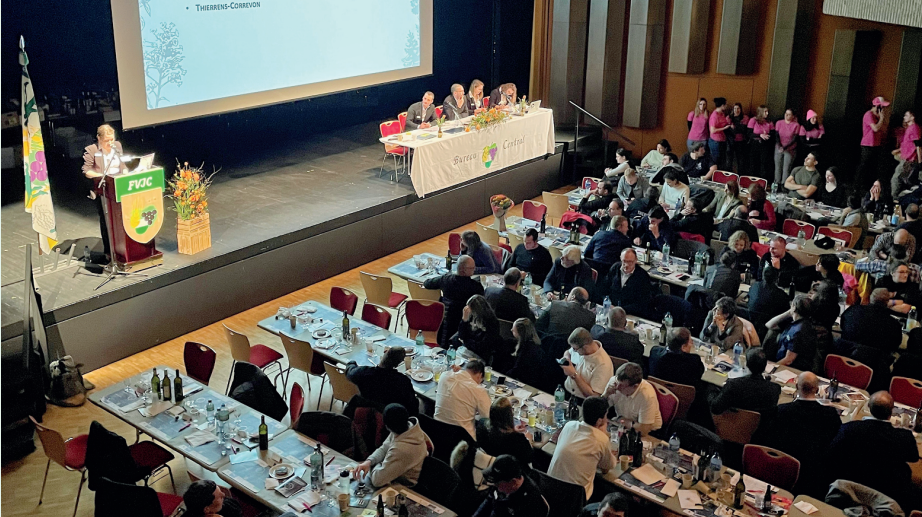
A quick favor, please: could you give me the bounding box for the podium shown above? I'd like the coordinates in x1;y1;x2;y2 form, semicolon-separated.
102;167;165;270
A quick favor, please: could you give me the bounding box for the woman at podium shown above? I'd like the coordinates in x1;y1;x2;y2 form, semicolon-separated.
82;124;127;261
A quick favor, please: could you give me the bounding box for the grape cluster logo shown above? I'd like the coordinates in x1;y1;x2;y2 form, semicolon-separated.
130;205;159;235
482;143;498;168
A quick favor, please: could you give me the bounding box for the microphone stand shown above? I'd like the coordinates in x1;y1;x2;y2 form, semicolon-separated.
94;146;150;290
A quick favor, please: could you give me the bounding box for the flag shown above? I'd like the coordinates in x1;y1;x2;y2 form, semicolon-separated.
20;36;57;254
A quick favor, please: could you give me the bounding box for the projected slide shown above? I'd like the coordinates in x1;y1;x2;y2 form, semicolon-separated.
137;0;421;109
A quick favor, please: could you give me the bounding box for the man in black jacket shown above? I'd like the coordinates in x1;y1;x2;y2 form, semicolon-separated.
584;215;633;266
827;391;920;509
704;250;741;299
708;347;780;430
578;181;615;218
717;206;760;244
474;455;549;517
839;288;903;355
626;187;661;220
591;306;644;365
648;327;705;389
757;236;801;286
759;372;841;498
748;265;790;334
536;287;596;338
607;249;654;319
485;268;535;322
508;228;554;287
543;246;595;296
345;347;419;415
671;198;714;242
424;255;484;346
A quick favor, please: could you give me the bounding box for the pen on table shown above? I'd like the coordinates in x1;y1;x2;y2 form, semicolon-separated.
179;422;192;432
325;455;335;466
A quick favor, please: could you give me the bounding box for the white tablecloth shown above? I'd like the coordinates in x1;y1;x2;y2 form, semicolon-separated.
381;108;555;197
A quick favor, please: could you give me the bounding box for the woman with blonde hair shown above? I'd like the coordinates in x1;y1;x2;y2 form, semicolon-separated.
704;179;743;219
475;396;532;466
466;79;485;114
722;230;760;275
687;98;709;151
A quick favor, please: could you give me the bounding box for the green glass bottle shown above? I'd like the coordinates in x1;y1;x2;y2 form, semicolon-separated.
173;369;184;403
150;368;160;399
258;415;269;451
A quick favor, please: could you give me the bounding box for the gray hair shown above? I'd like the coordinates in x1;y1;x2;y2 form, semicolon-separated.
615;362;643;386
568;327;593;348
562;245;581;263
451;83;464;93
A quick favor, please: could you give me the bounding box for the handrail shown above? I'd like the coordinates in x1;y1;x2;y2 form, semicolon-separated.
568;101;636;146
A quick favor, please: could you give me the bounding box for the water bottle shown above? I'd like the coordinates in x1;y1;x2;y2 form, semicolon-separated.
664;312;673;330
415;330;425;348
603;295;612;314
554;384;565;403
891;207;899;226
83;245;91;265
554;401;566;425
216;404;229;443
796;229;806;249
310;445;324;490
771;182;778;200
611;428;620;451
446;345;457;364
668;433;681;463
733;342;743;366
662;243;671;266
206;399;215;423
907;306;918;331
709;452;723;482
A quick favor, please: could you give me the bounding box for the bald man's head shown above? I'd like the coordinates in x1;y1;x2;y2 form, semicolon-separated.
456;255;476;277
568;287;589;305
796;372;819;398
868;391;895;420
894;229;911;246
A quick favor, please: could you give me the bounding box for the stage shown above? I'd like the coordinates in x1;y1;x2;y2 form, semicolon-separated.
1;121;566;371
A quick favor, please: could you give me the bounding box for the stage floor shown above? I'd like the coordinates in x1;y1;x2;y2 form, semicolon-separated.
1;122;416;334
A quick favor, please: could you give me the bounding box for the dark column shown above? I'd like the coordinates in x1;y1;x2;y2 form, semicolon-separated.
623;0;666;129
716;0;760;75
766;0;816;116
548;0;590;126
667;0;709;75
584;0;627;124
892;29;922;128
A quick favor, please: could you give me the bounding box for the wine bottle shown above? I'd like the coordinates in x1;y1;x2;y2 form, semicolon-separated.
173;369;184;403
377;495;385;517
162;371;172;402
150;368;160;399
258;415;269;451
445;250;453;270
914;402;922;434
828;372;839;402
342;311;350;340
787;276;796;300
398;503;409;517
734;476;745;509
540;214;547;234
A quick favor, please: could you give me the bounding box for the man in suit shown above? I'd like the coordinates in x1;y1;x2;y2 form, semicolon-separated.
607;249;654;319
757;236;801;286
717;206;760;244
82;124;128;260
648;327;705;389
708;347;780;431
759;372;841;498
424;256;484;346
839;288;903;355
485;268;534;323
591;306;643;365
584;215;632;266
827;391;920;509
535;287;595;338
405;91;437;130
704;250;741;299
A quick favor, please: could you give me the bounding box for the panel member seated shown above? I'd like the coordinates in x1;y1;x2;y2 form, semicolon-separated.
490;83;517;110
406;91;437;130
442;84;471;121
466;79;486;114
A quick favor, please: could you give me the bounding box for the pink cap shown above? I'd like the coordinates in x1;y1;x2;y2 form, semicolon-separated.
872;96;890;107
806;110;817;120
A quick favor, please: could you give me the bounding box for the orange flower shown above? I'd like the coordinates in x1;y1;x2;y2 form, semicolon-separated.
192;172;200;181
177;181;187;190
181;171;191;180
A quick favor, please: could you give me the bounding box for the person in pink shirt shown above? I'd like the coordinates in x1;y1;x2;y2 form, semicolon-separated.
858;96;890;190
748;105;774;180
798;109;825;163
728;103;749;174
687;98;709;152
708;97;731;169
773;109;801;188
891;110;921;195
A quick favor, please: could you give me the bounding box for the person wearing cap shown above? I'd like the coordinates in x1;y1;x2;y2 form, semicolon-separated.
579;492;632;517
353;403;432;488
547;396;616;498
858;96;890;189
798;109;824;163
473;455;549;517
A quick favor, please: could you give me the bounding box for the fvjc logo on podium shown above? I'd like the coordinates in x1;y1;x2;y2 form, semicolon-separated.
114;168;165;243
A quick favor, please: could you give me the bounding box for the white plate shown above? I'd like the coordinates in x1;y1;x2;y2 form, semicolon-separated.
299;305;318;314
409;370;434;382
270;463;295;479
491;385;513;397
312;329;331;339
404;347;418;356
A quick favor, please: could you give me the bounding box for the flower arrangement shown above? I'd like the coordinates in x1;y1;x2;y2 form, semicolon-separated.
490;195;515;232
167;161;217;221
490;194;514;211
470;107;510;130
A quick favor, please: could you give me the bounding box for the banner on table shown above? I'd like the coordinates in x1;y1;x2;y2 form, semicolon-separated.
20;37;57;254
410;109;555;197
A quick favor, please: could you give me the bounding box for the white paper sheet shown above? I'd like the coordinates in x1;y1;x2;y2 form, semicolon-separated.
678;490;703;509
661;478;680;497
630;463;667;486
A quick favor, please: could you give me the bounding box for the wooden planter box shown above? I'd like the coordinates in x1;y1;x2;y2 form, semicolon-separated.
177;213;211;255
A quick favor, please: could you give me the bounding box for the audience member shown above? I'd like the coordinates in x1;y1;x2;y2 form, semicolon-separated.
579;492;631;517
748;105;775;180
876;260;920;314
626;186;660;219
717;206;759;244
509;228;553;287
535;287;595;338
651;153;689;185
560;327;614;399
862;179;892;217
634;206;678;251
671;198;714;241
827;391;919;509
748;265;791;334
708;97;731;168
701;296;760;350
603;148;632;179
640;139;671;170
768;294;817;372
591;307;644;366
505;318;547;388
774;108;801;187
182;480;244;517
603;362;662;436
703;180;743;219
783;151;821;200
346;347;418;415
354;403;432;487
485;268;534;323
721;229;760;275
578;181;615;217
708;347;780;426
892;329;922;379
658;170;692;209
594;198;625;232
898;203;922;258
461;230;502;275
809;279;842;334
547;397;615;499
871;228;917;263
475;397;532;467
452;294;503;365
680;142;717;181
840;289;903;354
434;359;491;438
542;245;594;296
474;455;549;517
584;215;632;265
607;249;654;318
649;327;705;388
617;167;651;204
757;236;800;286
839;194;868;243
704;251;742;299
746;182;777;231
818;166;847;208
425;255;484;346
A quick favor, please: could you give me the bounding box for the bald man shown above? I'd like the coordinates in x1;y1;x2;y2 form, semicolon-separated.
424;255;484;346
870;228;917;263
757;236;800;286
536;287;596;338
828;391;920;508
760;372;841;497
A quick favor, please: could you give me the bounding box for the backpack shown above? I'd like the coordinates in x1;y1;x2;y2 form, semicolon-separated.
47;355;87;407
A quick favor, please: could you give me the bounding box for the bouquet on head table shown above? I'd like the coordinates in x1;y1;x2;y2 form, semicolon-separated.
490;194;514;214
470;107;510;130
167;160;218;220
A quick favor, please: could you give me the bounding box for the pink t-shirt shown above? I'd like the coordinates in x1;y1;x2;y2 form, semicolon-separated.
775;119;801;151
748;118;772;138
687;111;709;141
709;110;729;142
861;110;883;147
901;123;921;161
734;115;750;142
799;124;825;140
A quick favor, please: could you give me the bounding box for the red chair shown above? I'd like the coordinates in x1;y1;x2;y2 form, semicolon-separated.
890;377;922;408
482;98;489;109
522;200;548;223
712;171;739;184
435;105;443;119
330;286;359;316
183;341;217;385
678;232;705;244
490;245;506;266
397;112;408;132
650;382;679;431
30;416;88;517
742;445;801;492
824;354;873;390
818;226;854;247
591;268;598;282
739;175;768;190
379;120;406;182
94;476;184;517
582;177;600;191
782;219;815;239
448;233;462;256
129;441;177;492
498;242;512;253
223;324;284;394
405;300;444;347
361;302;393;330
752;241;769;257
290;382;305;428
